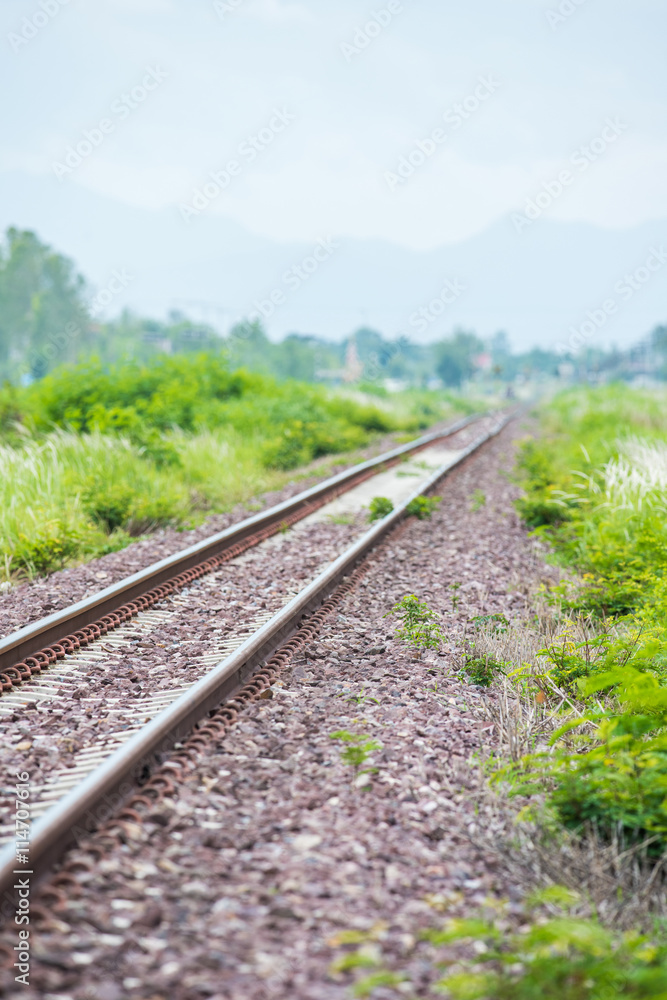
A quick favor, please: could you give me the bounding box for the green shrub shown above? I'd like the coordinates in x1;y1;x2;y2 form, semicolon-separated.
368;496;394;521
82;480;135;532
406;494;441;519
11;521;80;575
461;653;505;687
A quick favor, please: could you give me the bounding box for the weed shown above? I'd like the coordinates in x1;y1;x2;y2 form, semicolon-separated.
330;730;383;780
406;494;441;519
326;512;355;525
338;689;380;706
471;612;509;635
470;488;486;511
450;581;462;610
368;496;394;521
461;653;505;687
385;594;443;653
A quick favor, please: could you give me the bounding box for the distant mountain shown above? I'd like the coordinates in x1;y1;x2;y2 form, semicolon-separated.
1;171;665;351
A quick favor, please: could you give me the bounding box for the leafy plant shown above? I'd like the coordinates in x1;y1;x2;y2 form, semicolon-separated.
330;730;383;780
450;581;462;610
368;496;394;521
406;494;441;519
385;594;443;653
461;653;505;687
431;899;667;999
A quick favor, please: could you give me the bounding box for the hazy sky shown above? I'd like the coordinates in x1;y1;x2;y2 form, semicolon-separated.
3;0;666;253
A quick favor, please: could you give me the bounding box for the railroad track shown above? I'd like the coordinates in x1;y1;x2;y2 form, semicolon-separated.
0;410;514;906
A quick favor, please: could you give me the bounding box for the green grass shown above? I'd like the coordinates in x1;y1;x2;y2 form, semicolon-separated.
502;384;667;849
0;352;474;580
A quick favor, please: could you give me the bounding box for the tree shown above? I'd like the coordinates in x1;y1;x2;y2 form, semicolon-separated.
0;227;90;380
433;330;484;387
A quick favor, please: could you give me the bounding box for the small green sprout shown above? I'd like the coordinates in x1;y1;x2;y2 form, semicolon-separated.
450;582;462;610
337;688;380;706
470;488;486;511
330;730;383;778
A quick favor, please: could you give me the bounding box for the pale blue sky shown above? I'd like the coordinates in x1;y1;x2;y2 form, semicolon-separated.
3;0;666;250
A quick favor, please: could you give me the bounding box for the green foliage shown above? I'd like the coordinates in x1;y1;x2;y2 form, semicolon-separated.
11;521;80;576
0;350;473;577
515;386;667;616
508;387;667;847
471;613;509;635
19;353;401;475
385;594;443;652
434;330;485;388
330;730;383;777
334;893;667;1000
461;653;505;687
432;903;667;999
470;488;486;511
406;494;441;519
368;496;394;521
0;227;90;379
82;479;135;533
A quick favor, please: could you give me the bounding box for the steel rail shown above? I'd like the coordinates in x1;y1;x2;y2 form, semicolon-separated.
0;411;483;672
0;410;514;899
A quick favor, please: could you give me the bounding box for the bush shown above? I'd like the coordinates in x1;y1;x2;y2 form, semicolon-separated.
406;495;440;519
82;480;135;533
368;496;394;521
11;521;80;575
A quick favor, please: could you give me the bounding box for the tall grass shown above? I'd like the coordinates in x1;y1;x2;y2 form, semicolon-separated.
0;356;476;579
